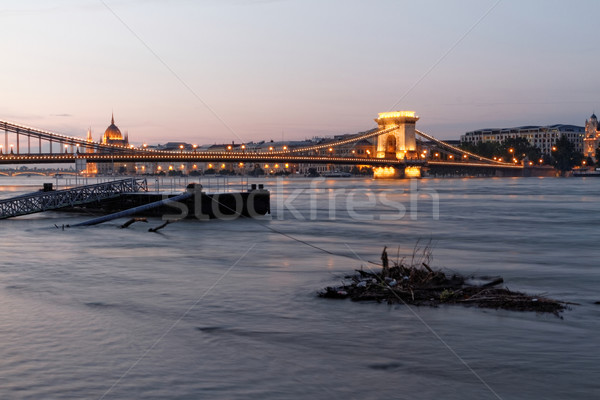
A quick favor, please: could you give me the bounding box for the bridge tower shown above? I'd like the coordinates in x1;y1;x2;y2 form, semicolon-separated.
374;111;420;178
374;111;419;160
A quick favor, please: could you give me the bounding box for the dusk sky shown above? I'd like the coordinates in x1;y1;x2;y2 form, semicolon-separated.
1;0;598;145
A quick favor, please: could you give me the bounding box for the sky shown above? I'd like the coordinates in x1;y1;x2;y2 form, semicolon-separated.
1;0;599;145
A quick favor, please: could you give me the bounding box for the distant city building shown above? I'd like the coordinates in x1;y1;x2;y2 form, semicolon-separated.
461;124;584;154
583;113;600;160
155;142;193;151
97;114;135;175
291;134;376;174
137;135;378;176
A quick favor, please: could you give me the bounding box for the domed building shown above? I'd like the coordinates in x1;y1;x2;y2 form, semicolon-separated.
102;113;129;147
96;114;135;175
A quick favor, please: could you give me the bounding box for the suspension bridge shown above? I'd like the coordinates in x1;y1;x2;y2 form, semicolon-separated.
0;112;523;178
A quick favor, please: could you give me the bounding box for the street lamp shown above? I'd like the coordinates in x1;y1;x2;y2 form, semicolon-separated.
0;145;3;155
179;144;184;153
192;144;197;152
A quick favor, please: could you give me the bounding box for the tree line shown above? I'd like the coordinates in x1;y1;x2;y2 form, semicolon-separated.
460;136;598;173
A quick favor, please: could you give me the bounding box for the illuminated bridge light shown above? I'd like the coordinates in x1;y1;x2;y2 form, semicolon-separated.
377;111;416;119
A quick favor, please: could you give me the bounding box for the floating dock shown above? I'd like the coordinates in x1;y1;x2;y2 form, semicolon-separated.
69;183;270;221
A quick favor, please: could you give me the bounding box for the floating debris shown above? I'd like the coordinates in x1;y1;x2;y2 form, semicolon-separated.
120;217;148;229
148;220;174;233
319;247;568;317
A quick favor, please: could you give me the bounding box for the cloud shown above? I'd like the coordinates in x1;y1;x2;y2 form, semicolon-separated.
1;112;45;122
50;113;73;117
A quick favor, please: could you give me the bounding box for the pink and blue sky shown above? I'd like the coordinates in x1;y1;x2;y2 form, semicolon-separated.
1;0;598;145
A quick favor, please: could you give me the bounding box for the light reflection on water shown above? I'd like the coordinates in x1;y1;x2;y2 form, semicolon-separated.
0;176;599;399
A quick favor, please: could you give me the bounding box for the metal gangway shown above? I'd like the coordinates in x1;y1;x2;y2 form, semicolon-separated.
0;178;148;219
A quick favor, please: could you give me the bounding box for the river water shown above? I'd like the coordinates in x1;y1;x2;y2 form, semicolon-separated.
0;176;598;399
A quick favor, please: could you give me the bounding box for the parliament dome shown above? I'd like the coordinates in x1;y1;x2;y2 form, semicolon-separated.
103;114;123;142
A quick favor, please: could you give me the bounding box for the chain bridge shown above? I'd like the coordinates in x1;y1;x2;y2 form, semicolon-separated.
0;112;523;178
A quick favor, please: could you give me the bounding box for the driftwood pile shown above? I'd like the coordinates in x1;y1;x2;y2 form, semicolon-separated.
319;247;567;316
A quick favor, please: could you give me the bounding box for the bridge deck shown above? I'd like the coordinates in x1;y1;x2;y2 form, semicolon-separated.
0;178;148;219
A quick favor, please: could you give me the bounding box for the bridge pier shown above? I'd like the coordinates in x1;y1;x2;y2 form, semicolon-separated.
373;165;422;179
373;166;402;179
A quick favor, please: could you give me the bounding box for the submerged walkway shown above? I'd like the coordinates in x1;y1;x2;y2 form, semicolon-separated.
0;178;148;219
